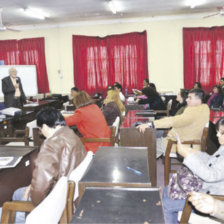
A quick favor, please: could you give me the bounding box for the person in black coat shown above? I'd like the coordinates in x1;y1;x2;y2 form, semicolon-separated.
2;67;26;108
207;85;223;108
137;87;166;110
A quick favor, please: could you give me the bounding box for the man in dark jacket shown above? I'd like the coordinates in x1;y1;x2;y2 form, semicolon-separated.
2;67;26;108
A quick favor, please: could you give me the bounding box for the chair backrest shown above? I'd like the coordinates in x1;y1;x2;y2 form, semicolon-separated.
166;99;173;116
25;176;68;224
81;126;116;146
201;123;209;152
33;128;45;146
119;127;157;187
69;151;94;201
112;116;120;138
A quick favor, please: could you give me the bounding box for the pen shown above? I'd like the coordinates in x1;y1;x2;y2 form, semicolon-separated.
126;166;142;176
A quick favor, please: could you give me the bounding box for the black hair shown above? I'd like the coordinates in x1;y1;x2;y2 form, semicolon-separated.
189;88;205;102
213;85;223;94
71;87;79;92
149;83;157;91
144;78;149;85
194;82;202;89
221;78;224;81
107;85;114;91
216;117;224;131
114;83;122;92
142;87;159;98
180;89;189;105
36;107;66;128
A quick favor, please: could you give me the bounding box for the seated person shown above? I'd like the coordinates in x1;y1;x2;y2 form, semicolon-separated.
220;77;224;91
162;117;224;223
149;82;157;91
207;85;223;108
102;90;125;125
114;83;125;103
2;107;86;222
169;89;188;116
143;78;150;88
194;81;202;89
138;89;210;152
189;192;224;221
65;91;111;154
136;87;166;110
92;93;103;108
69;87;79;105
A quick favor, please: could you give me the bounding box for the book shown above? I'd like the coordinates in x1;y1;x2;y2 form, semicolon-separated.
0;156;22;169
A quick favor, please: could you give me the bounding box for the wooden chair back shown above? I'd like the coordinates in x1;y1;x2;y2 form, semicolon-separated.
33;128;45;147
81;126;116;146
0;181;75;224
0;127;30;146
119;127;157;187
164;125;209;186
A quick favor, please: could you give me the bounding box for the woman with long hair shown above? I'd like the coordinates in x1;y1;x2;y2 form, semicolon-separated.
103;90;125;125
65;91;111;153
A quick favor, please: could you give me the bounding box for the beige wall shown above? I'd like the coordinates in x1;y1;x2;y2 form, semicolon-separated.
0;16;224;94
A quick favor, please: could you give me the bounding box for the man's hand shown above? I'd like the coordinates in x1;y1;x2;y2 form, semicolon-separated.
137;123;149;133
189;192;217;215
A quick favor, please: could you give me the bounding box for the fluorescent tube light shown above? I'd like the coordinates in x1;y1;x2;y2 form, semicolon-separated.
23;8;46;20
108;0;117;14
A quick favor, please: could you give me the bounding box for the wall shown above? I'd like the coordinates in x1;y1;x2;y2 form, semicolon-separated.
0;15;224;94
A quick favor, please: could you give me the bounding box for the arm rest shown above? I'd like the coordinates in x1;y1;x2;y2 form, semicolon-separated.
1;201;34;224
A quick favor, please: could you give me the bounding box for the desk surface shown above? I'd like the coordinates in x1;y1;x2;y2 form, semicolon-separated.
81;146;150;184
0;146;36;157
71;187;164;224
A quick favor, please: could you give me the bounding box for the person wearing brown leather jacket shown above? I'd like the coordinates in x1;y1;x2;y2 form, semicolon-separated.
6;107;86;223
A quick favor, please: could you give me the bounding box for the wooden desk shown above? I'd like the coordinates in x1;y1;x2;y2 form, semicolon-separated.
79;146;151;201
0;146;39;206
71;187;165;224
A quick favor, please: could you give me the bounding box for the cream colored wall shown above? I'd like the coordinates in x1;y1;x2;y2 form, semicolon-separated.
0;16;224;94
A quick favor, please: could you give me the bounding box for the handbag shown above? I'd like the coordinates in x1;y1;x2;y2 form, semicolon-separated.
168;166;203;200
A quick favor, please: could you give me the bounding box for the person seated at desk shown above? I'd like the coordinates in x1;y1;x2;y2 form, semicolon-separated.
65;91;111;154
138;89;210;152
2;67;27;108
162;117;224;223
69;87;79;105
136;87;166;110
102;90;125;125
1;107;86;223
194;81;202;90
207;85;223;109
189;192;224;221
169;89;188;116
114;83;125;103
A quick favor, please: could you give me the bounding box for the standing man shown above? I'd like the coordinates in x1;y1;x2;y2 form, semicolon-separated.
2;67;26;108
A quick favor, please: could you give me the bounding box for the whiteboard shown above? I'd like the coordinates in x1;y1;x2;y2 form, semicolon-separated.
0;65;38;97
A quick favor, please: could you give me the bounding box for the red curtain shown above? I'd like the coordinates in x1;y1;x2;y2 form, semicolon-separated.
0;37;49;93
73;31;148;95
183;27;224;93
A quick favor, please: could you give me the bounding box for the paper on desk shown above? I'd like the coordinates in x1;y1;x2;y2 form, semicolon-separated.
23;102;39;107
0;156;22;169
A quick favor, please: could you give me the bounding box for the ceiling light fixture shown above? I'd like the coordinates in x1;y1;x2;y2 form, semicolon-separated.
108;0;117;14
22;8;46;20
187;0;206;9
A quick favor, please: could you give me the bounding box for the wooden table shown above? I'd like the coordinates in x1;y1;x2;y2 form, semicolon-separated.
71;187;165;224
0;146;39;206
79;146;151;201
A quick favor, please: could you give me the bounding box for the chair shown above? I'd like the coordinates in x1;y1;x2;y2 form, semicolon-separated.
1;176;73;224
32;128;45;147
81;126;116;146
69;151;94;210
0;127;30;146
112;116;120;144
120;127;157;187
164;124;209;186
180;194;224;224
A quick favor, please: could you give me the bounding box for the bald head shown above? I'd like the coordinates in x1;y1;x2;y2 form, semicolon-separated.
9;67;17;79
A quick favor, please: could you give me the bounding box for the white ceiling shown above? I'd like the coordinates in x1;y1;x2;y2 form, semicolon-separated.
1;0;224;27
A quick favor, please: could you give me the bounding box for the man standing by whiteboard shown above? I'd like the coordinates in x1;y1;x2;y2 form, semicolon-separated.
2;67;26;108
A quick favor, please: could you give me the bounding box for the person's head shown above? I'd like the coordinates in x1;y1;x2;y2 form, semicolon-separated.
107;85;114;92
9;67;17;79
70;87;79;98
213;85;222;94
143;79;149;88
114;83;122;92
105;90;126;114
176;89;189;105
149;83;157;91
73;91;92;108
220;78;224;86
36;107;66;138
186;89;205;106
142;87;159;98
216;117;224;145
193;82;202;89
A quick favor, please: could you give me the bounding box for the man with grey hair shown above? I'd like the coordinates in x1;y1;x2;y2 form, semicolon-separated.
2;67;26;108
